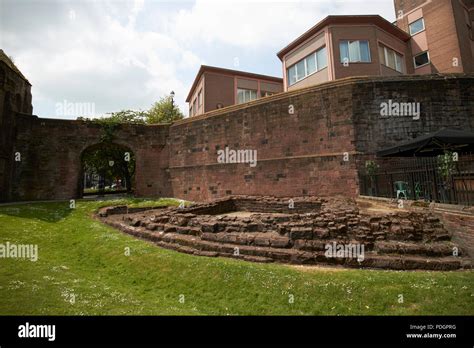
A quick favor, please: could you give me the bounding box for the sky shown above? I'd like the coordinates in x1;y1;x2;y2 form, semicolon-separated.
0;0;396;119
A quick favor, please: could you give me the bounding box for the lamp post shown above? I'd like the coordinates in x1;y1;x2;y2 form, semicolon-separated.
170;90;175;109
169;91;175;121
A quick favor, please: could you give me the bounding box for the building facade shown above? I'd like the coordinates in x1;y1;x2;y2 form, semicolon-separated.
277;0;474;91
186;65;283;117
187;0;473;114
277;15;412;91
394;0;474;75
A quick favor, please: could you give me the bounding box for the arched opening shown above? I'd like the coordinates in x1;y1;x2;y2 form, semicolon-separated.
79;143;136;197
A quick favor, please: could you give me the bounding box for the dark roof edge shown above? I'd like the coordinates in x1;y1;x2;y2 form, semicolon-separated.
277;15;411;60
186;65;283;102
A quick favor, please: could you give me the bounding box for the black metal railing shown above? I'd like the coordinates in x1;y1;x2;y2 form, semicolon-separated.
359;154;474;206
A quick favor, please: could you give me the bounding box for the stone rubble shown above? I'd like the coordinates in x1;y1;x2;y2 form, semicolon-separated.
98;196;470;270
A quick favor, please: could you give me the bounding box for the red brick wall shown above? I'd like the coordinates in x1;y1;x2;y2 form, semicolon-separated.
394;0;473;73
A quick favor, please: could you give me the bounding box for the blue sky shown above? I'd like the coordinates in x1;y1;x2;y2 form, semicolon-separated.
1;0;396;118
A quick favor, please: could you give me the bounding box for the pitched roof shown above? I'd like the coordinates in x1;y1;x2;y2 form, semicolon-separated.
186;65;283;102
0;49;31;85
277;15;411;60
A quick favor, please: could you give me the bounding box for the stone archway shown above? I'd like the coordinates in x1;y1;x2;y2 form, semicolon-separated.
78;142;136;198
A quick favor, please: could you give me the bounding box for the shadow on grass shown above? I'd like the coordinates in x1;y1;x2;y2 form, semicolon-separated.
0;196;184;222
0;202;73;222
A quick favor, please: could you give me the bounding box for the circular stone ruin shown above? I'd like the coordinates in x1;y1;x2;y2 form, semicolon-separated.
98;196;470;270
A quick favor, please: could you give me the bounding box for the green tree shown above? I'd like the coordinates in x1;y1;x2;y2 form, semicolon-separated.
365;160;379;196
79;96;184;194
82;143;135;193
103;109;147;124
146;96;184;124
79;111;142;194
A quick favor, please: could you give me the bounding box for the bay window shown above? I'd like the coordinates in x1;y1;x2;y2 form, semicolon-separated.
379;45;404;73
340;40;371;63
287;46;328;86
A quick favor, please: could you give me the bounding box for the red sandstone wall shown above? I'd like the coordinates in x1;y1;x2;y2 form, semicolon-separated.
10;116;171;201
0;60;33;202
5;74;474;203
168;82;359;201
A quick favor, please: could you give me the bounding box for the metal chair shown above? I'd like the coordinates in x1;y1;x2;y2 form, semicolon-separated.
394;181;409;200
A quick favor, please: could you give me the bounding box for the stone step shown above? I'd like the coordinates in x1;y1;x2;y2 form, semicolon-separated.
374;241;459;256
201;231;290;248
109;221;468;270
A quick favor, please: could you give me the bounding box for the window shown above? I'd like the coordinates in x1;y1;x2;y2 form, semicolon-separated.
379;45;404;73
340;40;371;63
286;46;327;86
237;88;257;104
189;106;193;116
413;51;430;68
296;60;305;81
198;89;202;108
193;98;197;115
316;47;327;70
306;54;316;75
409;18;425;36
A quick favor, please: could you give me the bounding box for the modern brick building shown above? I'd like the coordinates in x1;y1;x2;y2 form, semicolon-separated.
278;0;474;91
186;65;283;117
394;0;474;75
277;15;412;91
188;0;473;111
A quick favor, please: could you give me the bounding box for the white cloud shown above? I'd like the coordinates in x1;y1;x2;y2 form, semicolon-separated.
169;0;395;49
2;0;200;117
1;0;396;118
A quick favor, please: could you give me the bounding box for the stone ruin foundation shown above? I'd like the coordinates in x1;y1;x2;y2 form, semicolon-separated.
98;196;471;270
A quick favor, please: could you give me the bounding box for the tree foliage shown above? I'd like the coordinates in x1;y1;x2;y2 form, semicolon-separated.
82;143;135;192
146;96;184;124
78;95;184;194
102;109;147;124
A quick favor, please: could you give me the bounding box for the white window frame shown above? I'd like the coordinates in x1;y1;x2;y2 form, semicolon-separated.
413;51;430;69
409;18;425;36
286;46;327;86
237;88;257;104
381;45;404;73
193;98;197;116
340;40;371;63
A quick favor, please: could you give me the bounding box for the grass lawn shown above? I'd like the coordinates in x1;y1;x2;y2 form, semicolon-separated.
0;198;472;315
